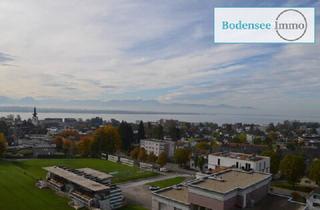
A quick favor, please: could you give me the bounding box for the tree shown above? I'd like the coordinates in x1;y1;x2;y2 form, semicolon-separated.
308;159;320;185
53;136;64;151
157;152;167;167
152;125;164;139
232;133;247;143
262;149;281;174
168;125;180;141
91;125;122;155
119;121;134;151
195;141;210;153
58;129;80;141
197;156;206;172
147;152;157;163
63;139;76;156
137;121;145;141
130;147;140;160
174;148;190;167
77;136;93;157
0;121;8;136
0;133;7;157
280;154;305;186
138;148;147;162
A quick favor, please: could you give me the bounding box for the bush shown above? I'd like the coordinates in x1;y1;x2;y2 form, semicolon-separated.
291;192;306;203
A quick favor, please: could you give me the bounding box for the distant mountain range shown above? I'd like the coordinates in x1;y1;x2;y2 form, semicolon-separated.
0;96;255;114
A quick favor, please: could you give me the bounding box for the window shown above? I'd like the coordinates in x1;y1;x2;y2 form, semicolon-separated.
217;158;220;166
236;162;239;168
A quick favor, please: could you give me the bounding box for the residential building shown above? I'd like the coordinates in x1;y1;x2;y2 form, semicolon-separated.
140;139;176;157
208;152;270;173
44;166;125;210
152;169;272;210
307;188;320;210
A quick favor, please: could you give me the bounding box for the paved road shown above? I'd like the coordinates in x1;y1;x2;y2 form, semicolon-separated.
119;173;192;209
119;172;191;188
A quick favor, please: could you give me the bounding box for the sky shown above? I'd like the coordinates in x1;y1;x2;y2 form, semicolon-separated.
0;0;319;117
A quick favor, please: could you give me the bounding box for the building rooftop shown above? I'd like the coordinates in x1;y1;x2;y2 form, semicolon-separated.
141;138;165;143
77;168;113;180
190;169;271;194
210;152;267;162
44;166;109;192
155;186;189;205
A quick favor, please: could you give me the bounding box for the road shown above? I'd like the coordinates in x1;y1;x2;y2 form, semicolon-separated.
119;172;192;209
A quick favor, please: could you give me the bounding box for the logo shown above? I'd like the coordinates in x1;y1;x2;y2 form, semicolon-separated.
275;9;307;41
214;8;315;43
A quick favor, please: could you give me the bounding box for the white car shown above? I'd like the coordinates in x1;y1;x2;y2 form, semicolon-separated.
159;167;169;172
149;186;160;191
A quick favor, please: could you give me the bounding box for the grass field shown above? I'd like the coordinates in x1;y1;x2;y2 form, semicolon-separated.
271;181;315;193
146;176;185;188
0;158;157;210
119;204;148;210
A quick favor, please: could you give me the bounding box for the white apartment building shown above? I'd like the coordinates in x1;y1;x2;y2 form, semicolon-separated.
140;139;175;157
208;152;270;173
307;188;320;210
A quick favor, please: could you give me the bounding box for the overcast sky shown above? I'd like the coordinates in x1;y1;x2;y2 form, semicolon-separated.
0;0;319;116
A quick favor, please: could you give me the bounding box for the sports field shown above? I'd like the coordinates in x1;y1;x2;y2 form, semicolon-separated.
0;158;156;210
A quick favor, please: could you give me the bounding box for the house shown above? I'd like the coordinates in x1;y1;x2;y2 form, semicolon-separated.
307;188;320;210
152;169;272;210
44;166;125;210
208;152;270;173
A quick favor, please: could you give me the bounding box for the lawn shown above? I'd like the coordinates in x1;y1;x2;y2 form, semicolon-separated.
119;204;148;210
272;181;315;193
0;158;157;210
146;176;186;188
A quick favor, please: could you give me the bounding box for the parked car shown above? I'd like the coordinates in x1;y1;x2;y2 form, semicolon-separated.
159;167;169;172
149;186;160;191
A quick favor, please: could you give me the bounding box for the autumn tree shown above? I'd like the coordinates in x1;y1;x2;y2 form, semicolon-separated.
0;133;7;157
147;152;157;163
280;154;305;186
138;148;147;162
63;139;76;156
308;159;320;185
174;148;190;167
77;136;93;157
157;152;167;167
91;125;122;155
58;129;80;141
53;136;64;151
130;147;140;160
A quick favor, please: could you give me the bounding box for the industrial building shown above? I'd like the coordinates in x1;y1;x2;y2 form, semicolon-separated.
44;166;125;210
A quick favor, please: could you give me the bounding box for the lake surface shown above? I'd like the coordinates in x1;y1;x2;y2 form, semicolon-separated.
1;112;319;124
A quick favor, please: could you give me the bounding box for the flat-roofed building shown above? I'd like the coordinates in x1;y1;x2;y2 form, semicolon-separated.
152;169;272;210
140;139;176;157
307;188;320;210
44;166;125;210
208;152;270;173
